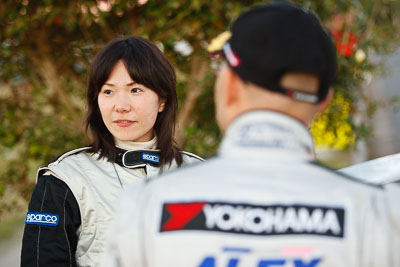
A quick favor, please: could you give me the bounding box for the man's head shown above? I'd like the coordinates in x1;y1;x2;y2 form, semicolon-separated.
210;1;337;131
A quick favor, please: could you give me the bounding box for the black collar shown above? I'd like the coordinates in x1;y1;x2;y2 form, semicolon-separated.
115;148;161;168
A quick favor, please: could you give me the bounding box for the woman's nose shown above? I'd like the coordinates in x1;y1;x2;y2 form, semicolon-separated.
114;96;131;112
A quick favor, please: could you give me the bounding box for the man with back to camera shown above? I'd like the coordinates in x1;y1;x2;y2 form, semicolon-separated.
102;2;400;266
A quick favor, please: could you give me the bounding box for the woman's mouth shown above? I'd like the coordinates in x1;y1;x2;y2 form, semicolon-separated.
114;120;135;127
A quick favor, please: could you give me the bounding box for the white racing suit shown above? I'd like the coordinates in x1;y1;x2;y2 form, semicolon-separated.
102;111;400;267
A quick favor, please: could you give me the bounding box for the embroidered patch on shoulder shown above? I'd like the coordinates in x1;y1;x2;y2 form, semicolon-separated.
142;152;160;164
25;212;59;226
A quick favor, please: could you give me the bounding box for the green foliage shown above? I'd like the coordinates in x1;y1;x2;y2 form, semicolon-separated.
0;0;399;204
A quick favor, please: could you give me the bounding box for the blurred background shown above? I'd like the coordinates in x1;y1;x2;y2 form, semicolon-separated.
0;0;399;266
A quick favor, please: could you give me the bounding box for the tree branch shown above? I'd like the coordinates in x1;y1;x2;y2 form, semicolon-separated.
176;54;208;146
27;27;84;131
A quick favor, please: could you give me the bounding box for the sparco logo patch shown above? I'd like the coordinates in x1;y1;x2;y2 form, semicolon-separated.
25;212;59;226
160;202;345;238
142;152;160;164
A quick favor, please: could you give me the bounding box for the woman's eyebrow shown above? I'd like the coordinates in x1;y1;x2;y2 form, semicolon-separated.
103;82;137;87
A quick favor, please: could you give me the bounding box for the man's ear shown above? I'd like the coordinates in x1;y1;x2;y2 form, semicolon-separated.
224;67;241;107
317;89;333;113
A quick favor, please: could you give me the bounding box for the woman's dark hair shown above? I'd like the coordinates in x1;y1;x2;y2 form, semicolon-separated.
85;35;182;166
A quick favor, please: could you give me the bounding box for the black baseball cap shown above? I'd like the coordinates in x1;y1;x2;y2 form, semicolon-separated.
208;1;337;103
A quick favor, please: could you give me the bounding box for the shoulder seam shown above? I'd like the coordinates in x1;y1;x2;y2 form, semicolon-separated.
49;147;91;167
36;147;91;183
180;151;205;162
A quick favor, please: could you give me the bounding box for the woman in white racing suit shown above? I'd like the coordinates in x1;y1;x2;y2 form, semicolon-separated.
21;35;203;267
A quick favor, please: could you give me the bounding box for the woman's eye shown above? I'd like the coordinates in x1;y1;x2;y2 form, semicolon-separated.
103;89;113;95
131;87;142;93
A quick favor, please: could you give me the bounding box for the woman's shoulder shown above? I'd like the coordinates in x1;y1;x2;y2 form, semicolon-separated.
49;147;92;164
37;147;93;177
45;147;93;167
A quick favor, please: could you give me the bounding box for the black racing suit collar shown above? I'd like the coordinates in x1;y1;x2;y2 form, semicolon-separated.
115;147;161;168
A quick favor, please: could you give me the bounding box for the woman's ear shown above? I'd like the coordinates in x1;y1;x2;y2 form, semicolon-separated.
159;98;166;112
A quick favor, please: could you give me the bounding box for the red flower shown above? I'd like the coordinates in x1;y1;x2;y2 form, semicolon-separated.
332;31;358;57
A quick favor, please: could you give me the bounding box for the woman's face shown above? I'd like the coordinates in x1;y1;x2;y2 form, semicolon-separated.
98;60;165;142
